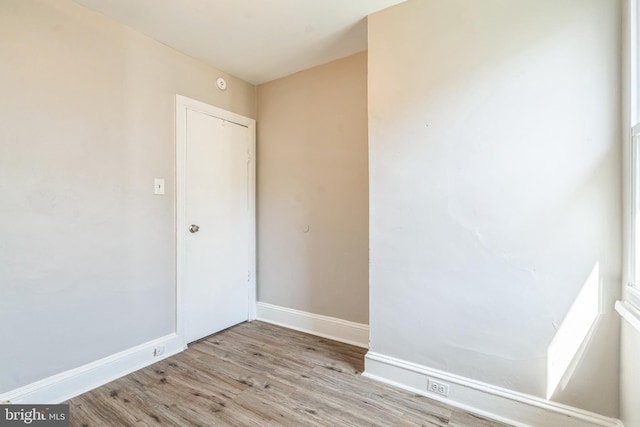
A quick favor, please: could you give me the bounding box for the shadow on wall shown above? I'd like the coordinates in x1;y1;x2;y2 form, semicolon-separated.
546;262;601;399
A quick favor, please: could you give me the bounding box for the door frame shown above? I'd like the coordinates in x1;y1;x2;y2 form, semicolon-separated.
175;94;256;347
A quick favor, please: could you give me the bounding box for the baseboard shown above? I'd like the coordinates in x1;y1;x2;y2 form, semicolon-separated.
0;333;185;404
364;352;622;427
256;302;369;348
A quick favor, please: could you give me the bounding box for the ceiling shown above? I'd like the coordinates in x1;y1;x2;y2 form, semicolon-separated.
73;0;406;85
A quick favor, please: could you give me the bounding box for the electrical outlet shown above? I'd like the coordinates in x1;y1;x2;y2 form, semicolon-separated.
153;345;165;357
427;378;450;396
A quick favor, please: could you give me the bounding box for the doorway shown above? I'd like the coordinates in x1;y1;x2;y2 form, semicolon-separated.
175;95;256;345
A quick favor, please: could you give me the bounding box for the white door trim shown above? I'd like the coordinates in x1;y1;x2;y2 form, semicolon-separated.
175;95;256;348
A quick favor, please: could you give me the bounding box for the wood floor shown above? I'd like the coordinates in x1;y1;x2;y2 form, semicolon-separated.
67;321;512;427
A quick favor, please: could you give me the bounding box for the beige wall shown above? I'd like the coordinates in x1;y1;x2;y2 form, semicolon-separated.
368;0;620;418
0;0;255;392
256;52;369;324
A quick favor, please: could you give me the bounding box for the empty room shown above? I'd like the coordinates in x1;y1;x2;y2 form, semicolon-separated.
1;0;639;426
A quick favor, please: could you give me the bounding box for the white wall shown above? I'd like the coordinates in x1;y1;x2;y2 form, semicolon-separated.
621;320;640;427
0;0;255;393
368;0;621;417
256;53;369;324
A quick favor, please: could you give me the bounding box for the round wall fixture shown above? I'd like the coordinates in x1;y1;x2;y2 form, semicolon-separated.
216;77;227;91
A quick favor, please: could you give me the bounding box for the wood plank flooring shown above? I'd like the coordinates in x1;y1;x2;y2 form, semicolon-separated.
67;321;512;426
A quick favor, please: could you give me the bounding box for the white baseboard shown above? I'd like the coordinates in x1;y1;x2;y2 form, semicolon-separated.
0;334;185;404
364;352;622;427
256;302;369;348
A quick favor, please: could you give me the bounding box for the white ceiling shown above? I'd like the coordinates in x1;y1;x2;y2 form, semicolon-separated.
73;0;406;85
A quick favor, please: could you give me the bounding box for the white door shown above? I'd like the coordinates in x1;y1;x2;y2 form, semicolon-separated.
182;106;252;344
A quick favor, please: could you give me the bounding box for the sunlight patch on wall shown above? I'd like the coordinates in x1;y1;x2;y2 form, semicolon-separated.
546;262;601;399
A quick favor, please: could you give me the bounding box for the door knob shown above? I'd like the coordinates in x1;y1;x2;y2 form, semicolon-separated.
189;224;200;233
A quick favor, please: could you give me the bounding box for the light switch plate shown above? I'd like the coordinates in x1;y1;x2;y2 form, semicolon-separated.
154;178;165;195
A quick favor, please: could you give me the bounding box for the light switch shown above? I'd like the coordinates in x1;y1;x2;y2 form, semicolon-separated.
154;178;165;195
